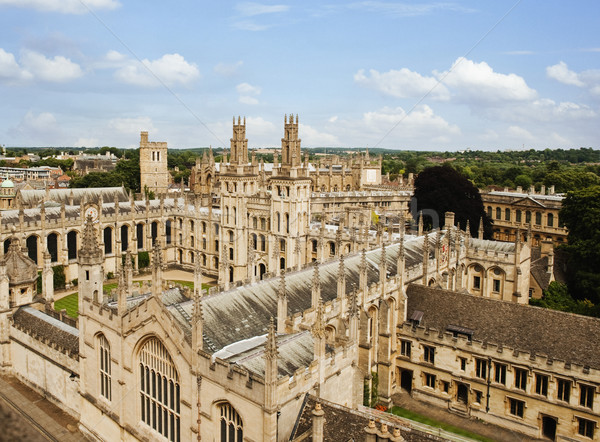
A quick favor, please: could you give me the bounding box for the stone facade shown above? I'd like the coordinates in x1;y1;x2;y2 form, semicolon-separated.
139;131;169;195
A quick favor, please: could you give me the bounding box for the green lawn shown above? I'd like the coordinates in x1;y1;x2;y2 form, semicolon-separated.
54;293;79;318
389;406;494;442
55;281;213;319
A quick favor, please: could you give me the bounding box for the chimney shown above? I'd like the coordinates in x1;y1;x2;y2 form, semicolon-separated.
549;185;555;195
540;185;546;195
444;212;455;229
516;186;523;193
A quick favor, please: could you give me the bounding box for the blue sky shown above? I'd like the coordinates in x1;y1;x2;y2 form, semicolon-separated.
1;1;599;150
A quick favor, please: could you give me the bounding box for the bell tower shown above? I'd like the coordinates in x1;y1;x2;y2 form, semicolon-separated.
269;114;311;273
219;117;259;285
139;131;169;196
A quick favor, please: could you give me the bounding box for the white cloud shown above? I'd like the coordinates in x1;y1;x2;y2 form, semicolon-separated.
328;116;338;123
74;137;100;147
239;95;259;105
232;20;270;31
507;125;533;140
354;68;449;100
214;61;243;76
0;48;82;83
0;0;120;14
8;111;62;142
114;53;199;87
20;50;83;82
546;61;585;87
236;82;261;105
347;2;474;17
437;57;537;104
360;105;460;138
235;2;289;16
236;82;261;95
299;123;340;147
108;117;156;135
0;48;30;81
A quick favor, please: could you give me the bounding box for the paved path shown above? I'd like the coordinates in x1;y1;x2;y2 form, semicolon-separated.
392;392;543;441
0;375;83;442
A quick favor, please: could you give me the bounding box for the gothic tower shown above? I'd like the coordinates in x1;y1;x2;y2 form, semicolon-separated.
219;117;259;284
139;131;169;195
269;115;311;273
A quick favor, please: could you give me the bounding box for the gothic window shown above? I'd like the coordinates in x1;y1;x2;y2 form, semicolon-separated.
103;227;113;254
202;222;206;233
99;334;111;401
228;231;234;242
251;234;257;250
280;239;286;252
253;217;257;229
277;213;281;232
139;338;180;442
229;266;234;283
285;213;290;233
151;221;158;246
67;231;77;260
260;235;266;252
121;225;129;251
229;248;233;260
261;218;266;230
214;223;219;235
47;233;58;262
219;402;243;442
137;224;144;249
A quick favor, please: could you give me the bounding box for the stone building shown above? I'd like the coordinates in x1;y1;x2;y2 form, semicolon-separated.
139;131;170;195
481;187;567;246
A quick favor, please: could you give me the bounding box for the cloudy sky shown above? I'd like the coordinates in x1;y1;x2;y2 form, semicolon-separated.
0;1;599;150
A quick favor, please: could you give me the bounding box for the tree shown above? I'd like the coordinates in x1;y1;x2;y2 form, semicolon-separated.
559;185;600;304
412;165;492;238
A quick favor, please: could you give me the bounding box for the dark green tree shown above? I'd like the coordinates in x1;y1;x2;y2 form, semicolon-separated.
560;185;600;304
412;165;493;238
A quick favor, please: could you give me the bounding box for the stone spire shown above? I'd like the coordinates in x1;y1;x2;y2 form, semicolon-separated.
192;282;203;353
312;298;326;360
465;219;471;238
348;289;359;342
418;211;423;236
118;251;133;315
422;232;430;285
379;242;387;285
151;239;163;299
79;215;103;264
359;247;368;292
277;270;288;333
337;254;347;317
397;235;405;285
42;248;54;303
311;261;321;310
194;256;203;298
264;317;278;415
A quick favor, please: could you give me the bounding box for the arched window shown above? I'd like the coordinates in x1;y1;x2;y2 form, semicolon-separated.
505;208;510;221
219;402;243;442
137;223;144;249
166;220;172;245
525;211;531;224
260;235;266;252
251;234;257;250
277;212;281;232
67;231;78;260
139;338;180;442
487;206;492;218
229;248;234;260
103;227;112;254
280;239;286;252
47;233;58;262
495;207;501;220
253;217;257;229
535;212;542;225
228;231;234;242
151;221;158;246
202;222;206;233
99;334;111;401
285;213;290;233
547;213;554;227
121;224;129;251
516;210;522;223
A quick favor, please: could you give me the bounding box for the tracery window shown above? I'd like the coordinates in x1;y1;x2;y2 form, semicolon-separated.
99;335;111;401
219;402;243;442
139;338;180;442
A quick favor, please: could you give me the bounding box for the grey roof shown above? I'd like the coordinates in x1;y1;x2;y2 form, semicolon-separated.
12;306;79;356
291;394;447;441
405;284;600;369
194;234;436;353
218;331;315;378
19;187;130;207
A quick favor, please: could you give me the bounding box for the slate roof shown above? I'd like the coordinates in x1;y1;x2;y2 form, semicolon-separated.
405;284;600;369
12;306;79;357
530;248;567;290
291;394;448;441
216;331;315;378
19;187;130;207
173;233;444;354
